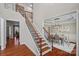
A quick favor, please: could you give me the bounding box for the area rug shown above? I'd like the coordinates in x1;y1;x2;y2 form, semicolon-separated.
50;41;75;53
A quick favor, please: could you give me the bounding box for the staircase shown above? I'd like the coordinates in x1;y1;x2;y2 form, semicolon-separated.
16;4;51;56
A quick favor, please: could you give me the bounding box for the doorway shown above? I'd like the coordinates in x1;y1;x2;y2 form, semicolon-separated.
6;20;20;48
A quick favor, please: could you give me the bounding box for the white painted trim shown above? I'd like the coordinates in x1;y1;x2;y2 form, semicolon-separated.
0;17;6;50
42;45;48;49
38;41;45;45
76;10;79;56
20;42;40;56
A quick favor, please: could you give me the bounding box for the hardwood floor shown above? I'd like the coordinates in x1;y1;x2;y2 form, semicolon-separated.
0;38;76;56
0;44;35;56
0;39;35;56
0;44;76;56
44;46;76;56
6;39;15;48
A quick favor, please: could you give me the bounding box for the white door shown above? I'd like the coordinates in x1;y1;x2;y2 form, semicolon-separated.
0;17;6;50
0;19;1;49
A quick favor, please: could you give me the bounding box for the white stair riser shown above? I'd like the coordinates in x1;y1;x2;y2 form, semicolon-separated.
42;45;48;49
42;49;51;55
36;39;44;42
38;42;46;45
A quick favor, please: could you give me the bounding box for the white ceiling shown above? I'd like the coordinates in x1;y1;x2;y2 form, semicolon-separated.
23;3;33;8
33;3;79;22
44;11;76;25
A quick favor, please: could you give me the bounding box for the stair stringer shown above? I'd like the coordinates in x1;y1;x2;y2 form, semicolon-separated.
27;17;52;55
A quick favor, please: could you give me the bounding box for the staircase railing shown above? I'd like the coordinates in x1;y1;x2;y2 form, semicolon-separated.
16;4;42;56
25;13;42;56
43;27;53;50
43;27;51;41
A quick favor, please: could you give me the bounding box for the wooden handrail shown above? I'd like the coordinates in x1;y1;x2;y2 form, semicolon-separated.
43;27;50;35
16;4;24;12
25;11;32;14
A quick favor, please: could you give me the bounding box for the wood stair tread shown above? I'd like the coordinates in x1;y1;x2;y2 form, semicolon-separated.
39;43;47;47
36;40;45;43
42;47;50;52
35;37;43;40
